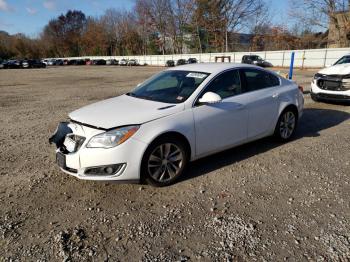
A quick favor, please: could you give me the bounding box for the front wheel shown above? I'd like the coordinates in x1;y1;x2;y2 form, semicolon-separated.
274;109;297;141
141;137;188;187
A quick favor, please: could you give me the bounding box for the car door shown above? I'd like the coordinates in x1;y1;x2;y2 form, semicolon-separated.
239;68;280;139
192;69;249;157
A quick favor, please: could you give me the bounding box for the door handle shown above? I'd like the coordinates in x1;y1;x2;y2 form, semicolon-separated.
272;93;279;98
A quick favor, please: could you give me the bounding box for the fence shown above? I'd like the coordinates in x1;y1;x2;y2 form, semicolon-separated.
62;47;350;68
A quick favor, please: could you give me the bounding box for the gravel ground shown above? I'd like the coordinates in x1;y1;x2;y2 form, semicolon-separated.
0;66;349;261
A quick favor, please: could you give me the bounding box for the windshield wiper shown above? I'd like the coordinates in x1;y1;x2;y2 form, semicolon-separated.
126;92;136;97
126;92;158;102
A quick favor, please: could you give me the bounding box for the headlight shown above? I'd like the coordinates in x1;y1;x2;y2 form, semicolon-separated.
87;125;140;148
314;73;323;79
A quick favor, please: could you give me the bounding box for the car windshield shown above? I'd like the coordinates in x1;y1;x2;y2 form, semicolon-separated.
127;70;210;104
334;56;350;65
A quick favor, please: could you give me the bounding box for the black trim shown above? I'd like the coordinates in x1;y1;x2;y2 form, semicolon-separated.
70;119;108;131
311;91;350;103
70;119;141;132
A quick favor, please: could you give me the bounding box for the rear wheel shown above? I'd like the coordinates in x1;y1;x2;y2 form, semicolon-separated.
274;108;297;141
141;137;188;187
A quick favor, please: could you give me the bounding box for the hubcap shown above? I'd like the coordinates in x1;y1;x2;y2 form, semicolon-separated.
148;143;183;182
280;111;296;139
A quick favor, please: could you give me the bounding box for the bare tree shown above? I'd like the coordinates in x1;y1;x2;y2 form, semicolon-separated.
101;8;122;55
136;0;173;55
223;0;266;52
289;0;349;47
289;0;347;29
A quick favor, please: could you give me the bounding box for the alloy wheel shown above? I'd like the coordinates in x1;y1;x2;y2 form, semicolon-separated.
279;111;296;139
147;143;184;183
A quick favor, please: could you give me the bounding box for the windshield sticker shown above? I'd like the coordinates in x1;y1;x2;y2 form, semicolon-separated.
186;72;207;79
176;96;184;101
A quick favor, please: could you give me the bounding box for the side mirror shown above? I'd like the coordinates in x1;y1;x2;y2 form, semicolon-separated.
198;92;222;104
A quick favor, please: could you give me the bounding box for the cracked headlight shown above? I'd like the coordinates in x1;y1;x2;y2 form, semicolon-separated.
87;125;140;148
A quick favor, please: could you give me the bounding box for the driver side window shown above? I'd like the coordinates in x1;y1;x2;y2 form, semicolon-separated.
204;70;242;99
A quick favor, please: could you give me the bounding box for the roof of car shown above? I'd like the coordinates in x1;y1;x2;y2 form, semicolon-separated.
169;62;259;74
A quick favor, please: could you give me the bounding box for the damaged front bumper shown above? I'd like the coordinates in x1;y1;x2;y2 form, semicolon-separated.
311;75;350;103
49;121;146;182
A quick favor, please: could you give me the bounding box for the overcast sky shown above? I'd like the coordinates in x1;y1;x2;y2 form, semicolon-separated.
0;0;288;37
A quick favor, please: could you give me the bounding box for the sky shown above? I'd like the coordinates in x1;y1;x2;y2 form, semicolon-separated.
0;0;288;38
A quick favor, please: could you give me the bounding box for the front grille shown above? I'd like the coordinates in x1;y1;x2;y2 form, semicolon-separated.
316;75;350;91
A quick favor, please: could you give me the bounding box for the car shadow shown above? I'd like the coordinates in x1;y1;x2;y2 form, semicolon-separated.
179;107;350;183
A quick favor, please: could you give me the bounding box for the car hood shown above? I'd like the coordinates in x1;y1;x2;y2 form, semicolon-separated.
318;63;350;75
69;94;183;129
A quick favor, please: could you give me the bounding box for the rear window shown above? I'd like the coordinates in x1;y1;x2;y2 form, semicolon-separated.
241;69;280;91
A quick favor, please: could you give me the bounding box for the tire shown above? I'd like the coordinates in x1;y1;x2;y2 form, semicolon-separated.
274;108;298;141
141;136;189;187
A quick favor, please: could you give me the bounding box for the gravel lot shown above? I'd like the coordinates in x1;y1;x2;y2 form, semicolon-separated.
0;66;349;261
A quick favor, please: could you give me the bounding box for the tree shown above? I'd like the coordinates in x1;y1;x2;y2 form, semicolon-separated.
135;0;173;55
41;10;87;57
289;0;350;47
82;18;108;56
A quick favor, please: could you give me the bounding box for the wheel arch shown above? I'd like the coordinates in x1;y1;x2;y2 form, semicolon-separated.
146;131;192;160
280;104;299;119
139;130;192;184
273;103;299;133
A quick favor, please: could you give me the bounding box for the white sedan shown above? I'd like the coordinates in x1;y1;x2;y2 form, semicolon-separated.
49;63;304;186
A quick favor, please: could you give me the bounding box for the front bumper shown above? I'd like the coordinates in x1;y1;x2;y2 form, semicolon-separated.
50;122;148;182
311;81;350;103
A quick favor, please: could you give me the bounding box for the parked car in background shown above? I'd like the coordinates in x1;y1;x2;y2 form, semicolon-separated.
47;59;56;66
76;59;86;65
242;55;273;67
3;60;22;69
0;60;5;69
120;59;128;66
22;59;46;68
67;59;85;65
311;54;350;103
67;60;76;65
187;58;198;64
176;59;187;66
128;59;139;66
41;59;49;65
106;59;118;65
55;59;64;66
92;59;107;65
166;60;175;67
49;63;303;186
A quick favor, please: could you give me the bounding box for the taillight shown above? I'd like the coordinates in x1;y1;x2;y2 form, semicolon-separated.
298;85;304;93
